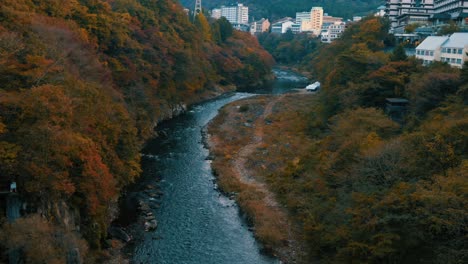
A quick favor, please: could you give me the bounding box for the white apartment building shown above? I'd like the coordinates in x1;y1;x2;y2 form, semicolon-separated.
221;4;249;25
440;32;468;67
211;8;221;19
271;18;294;34
321;22;346;43
415;36;450;64
415;32;468;67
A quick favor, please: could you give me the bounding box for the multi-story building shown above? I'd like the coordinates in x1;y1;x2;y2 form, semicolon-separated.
320;22;346;43
221;3;249;25
440;32;468;67
415;32;468;68
250;18;270;35
310;7;324;35
211;8;221;19
415;36;450;64
271;18;294;34
295;11;311;24
433;0;468;26
434;0;468;16
294;7;323;35
386;0;435;32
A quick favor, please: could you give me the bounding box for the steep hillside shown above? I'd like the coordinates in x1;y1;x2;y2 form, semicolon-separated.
0;0;273;262
181;0;384;20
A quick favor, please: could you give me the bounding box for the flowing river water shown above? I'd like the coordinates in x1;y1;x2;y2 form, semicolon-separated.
121;69;308;264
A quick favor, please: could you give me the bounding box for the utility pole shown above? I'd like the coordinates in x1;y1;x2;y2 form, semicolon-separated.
194;0;202;19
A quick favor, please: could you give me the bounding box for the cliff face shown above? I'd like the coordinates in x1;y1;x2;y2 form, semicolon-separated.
0;0;273;261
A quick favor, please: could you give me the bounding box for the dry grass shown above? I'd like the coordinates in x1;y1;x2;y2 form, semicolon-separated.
207;93;318;262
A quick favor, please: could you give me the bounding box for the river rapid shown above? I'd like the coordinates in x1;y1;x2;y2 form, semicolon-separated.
119;69;308;264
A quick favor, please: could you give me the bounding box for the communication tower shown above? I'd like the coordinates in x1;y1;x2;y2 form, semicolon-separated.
194;0;202;18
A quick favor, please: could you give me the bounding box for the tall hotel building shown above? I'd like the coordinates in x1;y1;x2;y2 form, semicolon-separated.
295;7;323;35
433;0;468;16
221;4;249;24
385;0;434;32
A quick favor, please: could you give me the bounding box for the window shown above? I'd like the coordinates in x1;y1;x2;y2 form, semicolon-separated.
442;48;447;53
430;51;434;56
458;49;463;54
451;58;456;63
447;48;452;54
457;59;462;64
425;50;429;55
416;50;420;55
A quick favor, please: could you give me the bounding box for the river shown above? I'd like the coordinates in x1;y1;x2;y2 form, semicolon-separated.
122;69;307;264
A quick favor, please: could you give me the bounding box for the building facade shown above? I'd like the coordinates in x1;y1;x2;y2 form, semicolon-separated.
321;22;346;43
271;18;294;34
386;0;435;32
415;33;468;68
310;7;324;35
434;0;468;26
211;8;221;19
250;18;270;35
415;36;449;64
221;4;249;24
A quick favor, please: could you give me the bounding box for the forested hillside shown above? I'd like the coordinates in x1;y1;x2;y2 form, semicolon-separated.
181;0;384;20
279;17;467;262
209;16;467;263
0;0;273;262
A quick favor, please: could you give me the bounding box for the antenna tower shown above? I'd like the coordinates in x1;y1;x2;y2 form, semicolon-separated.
194;0;202;18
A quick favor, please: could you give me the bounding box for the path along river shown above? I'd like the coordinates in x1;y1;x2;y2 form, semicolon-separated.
125;69;308;264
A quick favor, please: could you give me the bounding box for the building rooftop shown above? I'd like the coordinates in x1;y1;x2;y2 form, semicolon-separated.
386;98;409;104
442;33;468;48
416;36;449;50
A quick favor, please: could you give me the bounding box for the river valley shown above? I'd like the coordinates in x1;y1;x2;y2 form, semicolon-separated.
118;69;308;264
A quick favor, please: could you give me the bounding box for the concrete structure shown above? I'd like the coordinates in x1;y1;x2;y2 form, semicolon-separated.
415;33;468;67
294;7;323;35
291;23;302;34
415;35;450;64
271;18;294;33
440;32;468;67
376;5;387;17
310;7;324;35
211;8;221;19
386;0;435;32
434;0;468;16
323;15;343;24
250;18;270;35
221;3;249;25
321;22;346;43
434;0;468;26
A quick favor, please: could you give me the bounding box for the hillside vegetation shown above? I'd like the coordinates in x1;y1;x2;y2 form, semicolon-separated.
209;16;467;263
0;0;273;262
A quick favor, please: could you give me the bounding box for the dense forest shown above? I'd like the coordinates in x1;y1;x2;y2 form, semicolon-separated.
0;0;273;262
266;17;467;263
180;0;384;20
